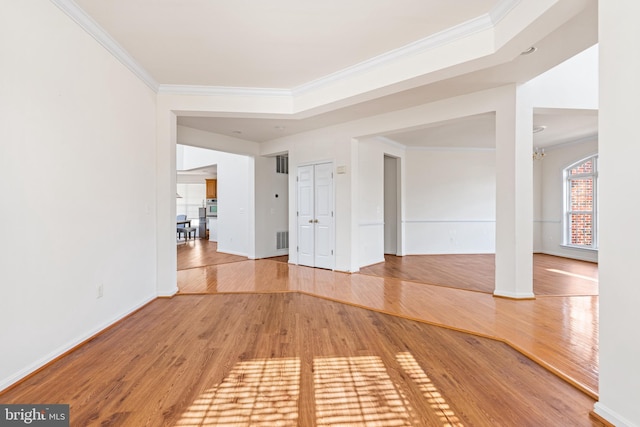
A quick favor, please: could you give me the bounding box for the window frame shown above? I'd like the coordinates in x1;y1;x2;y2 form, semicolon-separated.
563;154;598;250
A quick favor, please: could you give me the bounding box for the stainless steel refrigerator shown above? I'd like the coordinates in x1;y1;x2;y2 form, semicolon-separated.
198;207;207;239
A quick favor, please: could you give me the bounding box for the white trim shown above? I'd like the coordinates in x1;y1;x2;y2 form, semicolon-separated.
541;250;597;263
404;219;495;224
406;146;496;152
215;249;249;258
50;0;159;92
593;402;637;427
157;286;179;297
374;136;407;150
292;12;496;96
559;244;598;252
490;0;522;24
563;154;598;249
158;85;292;97
359;222;385;227
493;290;535;299
0;294;156;393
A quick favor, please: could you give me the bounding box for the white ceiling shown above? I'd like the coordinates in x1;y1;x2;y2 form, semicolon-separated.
382;109;598;149
74;0;499;88
70;0;598;148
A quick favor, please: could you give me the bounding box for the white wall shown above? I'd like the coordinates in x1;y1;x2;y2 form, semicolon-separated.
254;156;289;259
537;138;598;262
527;43;599;262
0;1;158;390
263;130;356;271
256;86;512;271
357;138;386;267
404;149;496;254
595;1;640;425
356;137;406;267
533;157;544;252
217;154;253;257
528;44;598;110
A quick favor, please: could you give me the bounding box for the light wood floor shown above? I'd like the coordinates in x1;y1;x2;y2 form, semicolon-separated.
1;293;602;426
177;240;599;399
360;253;598;296
1;241;601;426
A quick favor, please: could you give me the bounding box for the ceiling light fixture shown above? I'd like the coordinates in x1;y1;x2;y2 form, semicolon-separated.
521;46;537;55
533;125;547;134
532;147;545;161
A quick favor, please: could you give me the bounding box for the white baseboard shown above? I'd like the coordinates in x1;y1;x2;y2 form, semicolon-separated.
158;287;178;297
216;248;248;257
541;249;598;263
594;402;638;427
0;294;156;393
493;290;535;299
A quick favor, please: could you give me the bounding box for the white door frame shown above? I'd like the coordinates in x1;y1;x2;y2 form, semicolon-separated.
296;161;335;269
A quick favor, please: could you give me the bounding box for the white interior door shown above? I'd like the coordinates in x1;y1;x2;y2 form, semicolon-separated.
297;162;334;269
297;165;315;267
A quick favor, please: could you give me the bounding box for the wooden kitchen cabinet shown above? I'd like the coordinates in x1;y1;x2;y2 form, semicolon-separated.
206;179;217;199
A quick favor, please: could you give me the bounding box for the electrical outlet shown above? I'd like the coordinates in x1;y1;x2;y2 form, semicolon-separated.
97;284;104;299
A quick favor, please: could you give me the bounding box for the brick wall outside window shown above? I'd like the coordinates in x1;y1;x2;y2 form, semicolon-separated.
565;156;597;248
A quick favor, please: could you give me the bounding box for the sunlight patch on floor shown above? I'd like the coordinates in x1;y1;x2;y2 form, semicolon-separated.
176;353;462;426
396;352;463;427
546;268;598;282
314;355;414;426
175;358;300;426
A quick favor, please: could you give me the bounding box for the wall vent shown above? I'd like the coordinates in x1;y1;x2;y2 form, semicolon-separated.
276;155;289;174
276;231;289;250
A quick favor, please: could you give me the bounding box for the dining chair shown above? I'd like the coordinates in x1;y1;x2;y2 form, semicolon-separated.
177;214;187;239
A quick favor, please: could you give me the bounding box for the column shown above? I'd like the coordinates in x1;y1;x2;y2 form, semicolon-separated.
494;84;534;299
594;1;640;425
156;105;178;296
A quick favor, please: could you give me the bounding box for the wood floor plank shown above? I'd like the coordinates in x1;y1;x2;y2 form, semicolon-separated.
177;258;599;398
177;240;247;270
191;249;596;396
0;294;602;426
359;253;598;296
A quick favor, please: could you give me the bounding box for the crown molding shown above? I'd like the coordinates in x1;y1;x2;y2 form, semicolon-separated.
289;0;520;97
50;0;159;92
51;0;520;99
490;0;522;25
158;85;291;97
292;13;494;96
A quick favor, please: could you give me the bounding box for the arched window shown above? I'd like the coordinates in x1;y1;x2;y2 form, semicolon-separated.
564;155;598;249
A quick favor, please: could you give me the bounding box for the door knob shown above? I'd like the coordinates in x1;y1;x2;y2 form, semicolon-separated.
309;219;313;223
314;219;319;223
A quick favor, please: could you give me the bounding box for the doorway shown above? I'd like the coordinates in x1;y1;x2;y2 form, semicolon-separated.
384;155;401;255
297;162;335;269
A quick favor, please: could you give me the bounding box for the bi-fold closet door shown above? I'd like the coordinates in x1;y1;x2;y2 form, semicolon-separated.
297;162;334;269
